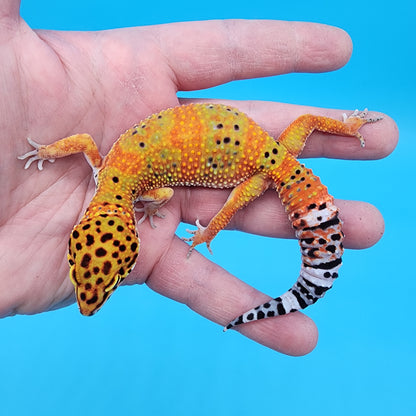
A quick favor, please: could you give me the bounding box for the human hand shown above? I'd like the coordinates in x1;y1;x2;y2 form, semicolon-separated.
1;2;397;355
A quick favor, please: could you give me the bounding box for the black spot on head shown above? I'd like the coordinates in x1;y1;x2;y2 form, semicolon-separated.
271;159;276;164
95;220;101;226
108;220;115;226
119;244;126;252
117;225;124;232
85;282;91;290
113;240;120;247
290;175;296;180
234;140;240;146
95;247;107;257
217;123;223;129
80;293;86;301
319;203;327;210
223;137;230;144
96;277;104;284
81;253;91;268
112;252;119;258
86;234;94;246
71;268;78;283
212;163;218;169
273;148;279;155
86;295;98;305
112;176;119;183
82;224;90;230
69;259;75;266
93;267;100;275
126;235;132;241
131;242;138;252
264;151;270;158
101;233;113;243
216;139;221;145
234;124;239;131
72;230;79;239
118;267;125;275
115;195;122;200
102;261;112;275
308;203;317;210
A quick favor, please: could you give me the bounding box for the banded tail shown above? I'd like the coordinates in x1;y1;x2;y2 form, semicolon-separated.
225;159;344;331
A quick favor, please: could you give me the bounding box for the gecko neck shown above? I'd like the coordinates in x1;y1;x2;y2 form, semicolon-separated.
86;188;136;224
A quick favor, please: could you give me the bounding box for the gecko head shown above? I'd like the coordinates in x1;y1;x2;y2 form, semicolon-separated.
67;213;139;316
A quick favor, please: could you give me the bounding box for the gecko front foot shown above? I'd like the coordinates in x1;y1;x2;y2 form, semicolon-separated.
342;109;383;148
134;188;174;229
182;219;213;258
17;138;55;170
135;205;166;229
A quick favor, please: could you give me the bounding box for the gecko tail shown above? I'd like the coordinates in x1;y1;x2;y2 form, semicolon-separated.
223;265;340;331
224;201;344;332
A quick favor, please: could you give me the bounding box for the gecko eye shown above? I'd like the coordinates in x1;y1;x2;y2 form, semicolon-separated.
68;214;139;316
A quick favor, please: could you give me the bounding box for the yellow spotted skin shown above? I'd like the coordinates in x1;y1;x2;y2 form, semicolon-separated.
18;104;380;323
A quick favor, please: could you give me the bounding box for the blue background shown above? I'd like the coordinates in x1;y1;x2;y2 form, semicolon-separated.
4;1;413;415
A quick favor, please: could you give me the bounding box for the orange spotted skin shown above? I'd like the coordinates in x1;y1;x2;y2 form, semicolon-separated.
18;104;380;323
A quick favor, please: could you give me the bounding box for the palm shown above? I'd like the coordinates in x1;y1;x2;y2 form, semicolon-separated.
0;9;397;355
2;23;184;315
